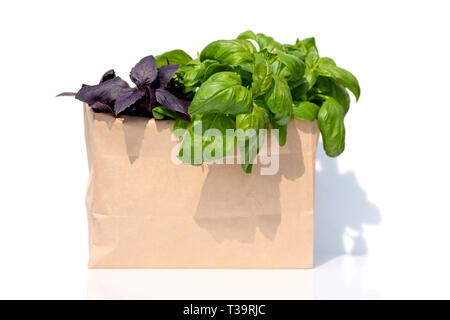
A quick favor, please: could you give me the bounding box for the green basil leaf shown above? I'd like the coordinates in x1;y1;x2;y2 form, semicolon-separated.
237;31;284;51
300;37;317;51
314;76;350;114
305;47;320;70
200;113;236;163
254;33;284;51
292;101;320;121
283;43;307;61
177;58;205;88
236;102;269;173
155;49;193;68
189;72;252;116
203;60;233;80
305;47;320;89
290;78;309;101
152;106;177;120
264;75;293;126
318;97;346;157
259;48;278;64
252;53;272;97
273;51;305;82
317;58;360;101
173;118;190;138
178;114;236;164
178;115;202;165
236;101;269;134
320;57;336;65
232;65;253;87
237;30;257;41
200;39;257;70
270;115;287;147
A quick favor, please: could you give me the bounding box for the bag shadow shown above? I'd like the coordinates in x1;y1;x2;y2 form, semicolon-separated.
122;116;150;164
194;127;304;244
314;143;381;267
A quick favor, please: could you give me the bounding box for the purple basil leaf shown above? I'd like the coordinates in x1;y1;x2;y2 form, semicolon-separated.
90;101;114;113
147;87;157;112
158;64;180;89
56;92;76;97
114;87;146;116
75;76;129;105
123;104;151;117
155;88;190;115
130;55;158;88
125;87;156;115
100;69;116;83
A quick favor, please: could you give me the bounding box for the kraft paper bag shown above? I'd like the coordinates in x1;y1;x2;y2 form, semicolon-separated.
84;104;319;268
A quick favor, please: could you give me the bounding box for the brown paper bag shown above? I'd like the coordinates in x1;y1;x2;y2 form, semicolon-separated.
84;104;319;268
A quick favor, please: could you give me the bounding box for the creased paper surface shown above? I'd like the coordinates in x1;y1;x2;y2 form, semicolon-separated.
84;105;319;268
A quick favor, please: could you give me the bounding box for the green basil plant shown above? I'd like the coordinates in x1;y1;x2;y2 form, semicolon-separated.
170;31;360;173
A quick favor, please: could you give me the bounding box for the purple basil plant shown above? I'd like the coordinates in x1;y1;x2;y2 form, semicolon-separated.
58;55;190;120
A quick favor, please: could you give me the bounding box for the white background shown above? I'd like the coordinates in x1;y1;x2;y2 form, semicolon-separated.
0;0;449;299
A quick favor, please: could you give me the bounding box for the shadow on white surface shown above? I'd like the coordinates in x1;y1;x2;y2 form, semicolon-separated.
314;143;381;266
86;142;383;300
87;256;380;299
